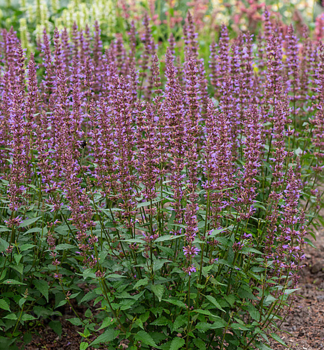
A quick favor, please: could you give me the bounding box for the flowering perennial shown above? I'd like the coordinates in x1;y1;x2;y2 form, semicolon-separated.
0;13;323;350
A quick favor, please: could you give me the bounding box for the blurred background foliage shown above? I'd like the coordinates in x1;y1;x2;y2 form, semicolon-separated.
1;0;324;54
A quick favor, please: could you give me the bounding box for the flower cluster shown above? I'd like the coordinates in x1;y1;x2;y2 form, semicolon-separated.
0;13;323;350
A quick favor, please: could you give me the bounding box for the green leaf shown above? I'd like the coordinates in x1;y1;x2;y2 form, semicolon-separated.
247;304;260;321
90;329;120;346
49;320;62;336
205;295;225;312
196;319;227;330
170;337;185;350
80;290;98;303
155;235;184;242
68;318;83;326
107;274;126;279
85;308;92;318
172;315;187;331
80;342;89;350
256;341;273;350
135;331;160;348
270;333;287;346
1;279;26;285
284;288;300;295
0;299;10;311
153;259;168;272
241;247;263;255
4;313;17;320
55;300;67;309
150;316;170;326
134;278;149;289
21;314;36;321
231;323;250;331
19;297;27;308
162;298;187;309
151;284;164;302
11;263;23;275
97;317;116;331
19;244;35;252
0;238;9;253
19;217;42;228
34;280;49;302
55;244;76;251
24;227;43;234
193;338;206;350
207;227;227;237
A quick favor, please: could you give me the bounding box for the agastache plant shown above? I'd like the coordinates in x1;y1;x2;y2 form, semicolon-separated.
0;15;323;350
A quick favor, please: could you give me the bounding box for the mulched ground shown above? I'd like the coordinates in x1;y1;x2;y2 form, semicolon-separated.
269;227;324;350
20;229;324;350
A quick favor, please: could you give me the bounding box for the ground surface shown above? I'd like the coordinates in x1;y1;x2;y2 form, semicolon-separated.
269;226;324;350
21;229;324;350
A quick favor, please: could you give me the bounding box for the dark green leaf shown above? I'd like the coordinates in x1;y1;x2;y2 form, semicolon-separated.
170;337;185;350
151;285;164;302
90;329;120;346
19;217;42;228
193;338;206;350
0;299;10;311
49;320;62;336
205;295;225;312
135;330;160;348
133;278;149;289
34;280;49;302
270;333;287;346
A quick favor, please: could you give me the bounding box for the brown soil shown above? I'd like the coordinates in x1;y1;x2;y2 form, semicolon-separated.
269;226;324;350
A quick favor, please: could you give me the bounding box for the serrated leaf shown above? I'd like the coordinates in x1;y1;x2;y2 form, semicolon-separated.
4;313;18;320
55;244;76;251
10;263;23;275
19;217;41;228
270;333;287;346
80;342;89;350
170;337;185;350
134;278;149;289
172;315;187;331
107;274;126;279
67;318;83;326
151;284;164;302
162;298;187;308
24;227;43;234
2;279;26;285
153;259;168;272
80;290;98;303
19;244;35;252
231;323;250;331
150;316;170;326
241;247;263;255
0;238;9;253
21;314;36;321
155;235;184;242
135;331;160;348
90;328;120;346
55;300;67;309
247;304;260;321
34;280;49;302
0;299;10;311
193;338;206;350
49;320;62;336
97;317;116;331
284;288;300;295
205;295;225;312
